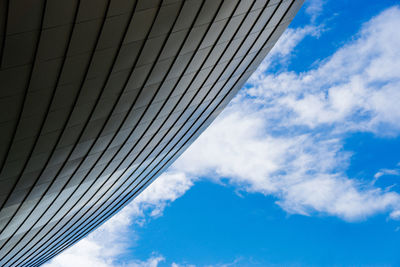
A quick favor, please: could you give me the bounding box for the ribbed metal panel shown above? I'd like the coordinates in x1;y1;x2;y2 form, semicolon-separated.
0;0;303;265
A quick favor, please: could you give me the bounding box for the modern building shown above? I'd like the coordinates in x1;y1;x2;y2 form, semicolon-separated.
0;0;303;265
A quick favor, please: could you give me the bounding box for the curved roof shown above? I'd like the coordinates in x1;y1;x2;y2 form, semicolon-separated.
0;0;303;265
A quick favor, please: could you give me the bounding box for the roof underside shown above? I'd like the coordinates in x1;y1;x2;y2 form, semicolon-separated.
0;0;303;265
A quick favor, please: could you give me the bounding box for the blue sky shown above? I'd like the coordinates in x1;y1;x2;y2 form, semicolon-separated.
46;0;400;266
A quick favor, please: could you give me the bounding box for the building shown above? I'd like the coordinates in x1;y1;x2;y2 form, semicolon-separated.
0;0;303;265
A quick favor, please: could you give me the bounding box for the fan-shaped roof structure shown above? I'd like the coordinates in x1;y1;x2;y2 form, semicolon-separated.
0;0;303;265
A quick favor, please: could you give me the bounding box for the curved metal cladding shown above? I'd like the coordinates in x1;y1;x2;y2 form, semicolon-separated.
0;0;303;265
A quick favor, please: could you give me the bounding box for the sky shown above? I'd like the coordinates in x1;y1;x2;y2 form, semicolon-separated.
45;0;400;266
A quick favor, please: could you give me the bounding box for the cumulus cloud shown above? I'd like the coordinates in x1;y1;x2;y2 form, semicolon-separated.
247;6;400;135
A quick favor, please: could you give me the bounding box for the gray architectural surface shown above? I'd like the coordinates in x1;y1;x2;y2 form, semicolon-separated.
0;0;303;265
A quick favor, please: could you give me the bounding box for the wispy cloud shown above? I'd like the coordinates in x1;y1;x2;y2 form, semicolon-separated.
305;0;326;22
374;168;400;179
249;24;322;81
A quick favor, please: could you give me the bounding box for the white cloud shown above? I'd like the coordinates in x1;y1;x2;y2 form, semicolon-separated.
374;168;400;179
305;0;325;22
248;25;322;83
390;210;400;220
44;172;193;267
171;263;196;267
127;256;166;267
247;6;400;135
176;99;400;220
